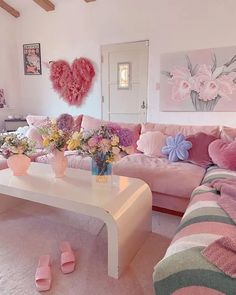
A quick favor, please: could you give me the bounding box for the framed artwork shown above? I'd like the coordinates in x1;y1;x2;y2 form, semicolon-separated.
160;46;236;111
23;43;42;75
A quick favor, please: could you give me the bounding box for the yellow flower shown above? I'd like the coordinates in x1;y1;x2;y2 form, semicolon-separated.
43;138;50;147
111;135;119;146
67;139;80;150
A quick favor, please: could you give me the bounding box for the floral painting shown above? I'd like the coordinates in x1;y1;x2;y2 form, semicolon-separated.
160;46;236;111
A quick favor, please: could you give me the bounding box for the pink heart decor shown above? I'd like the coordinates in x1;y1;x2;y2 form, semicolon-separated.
50;58;95;106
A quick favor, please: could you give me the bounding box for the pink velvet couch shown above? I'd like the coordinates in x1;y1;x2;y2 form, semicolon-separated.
24;114;221;216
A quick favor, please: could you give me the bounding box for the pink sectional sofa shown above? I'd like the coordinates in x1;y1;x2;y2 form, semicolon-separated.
16;114;222;216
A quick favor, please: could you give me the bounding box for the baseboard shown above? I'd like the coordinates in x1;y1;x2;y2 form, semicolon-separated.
152;205;184;217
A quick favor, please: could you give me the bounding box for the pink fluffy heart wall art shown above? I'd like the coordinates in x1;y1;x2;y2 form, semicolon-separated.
49;58;95;106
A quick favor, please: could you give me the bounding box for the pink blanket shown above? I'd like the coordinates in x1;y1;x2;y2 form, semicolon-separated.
212;177;236;224
202;236;236;278
202;178;236;277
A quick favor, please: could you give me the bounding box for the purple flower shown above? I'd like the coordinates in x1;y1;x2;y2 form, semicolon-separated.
117;128;133;147
56;113;74;131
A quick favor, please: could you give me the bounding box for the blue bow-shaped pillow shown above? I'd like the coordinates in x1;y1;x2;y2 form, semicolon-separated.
162;133;192;162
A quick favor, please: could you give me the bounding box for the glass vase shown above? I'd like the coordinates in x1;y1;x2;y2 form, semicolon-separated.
51;149;68;178
91;158;112;183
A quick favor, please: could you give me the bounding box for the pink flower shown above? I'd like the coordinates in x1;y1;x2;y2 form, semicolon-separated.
198;80;219;101
217;73;236;100
99;139;110;153
194;64;219;101
193;64;212;92
88;137;98;147
169;67;193;100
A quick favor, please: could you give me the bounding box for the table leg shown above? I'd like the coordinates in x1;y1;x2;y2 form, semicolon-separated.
105;186;152;278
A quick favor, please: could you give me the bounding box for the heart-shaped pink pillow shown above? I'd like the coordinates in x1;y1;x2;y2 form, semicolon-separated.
50;58;95;106
208;139;236;170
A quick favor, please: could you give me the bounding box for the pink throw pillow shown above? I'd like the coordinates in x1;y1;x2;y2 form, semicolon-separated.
25;126;43;148
73;115;83;131
208;139;236;170
81;115;141;153
186;132;217;168
26;115;48;126
137;131;166;157
220;126;236;143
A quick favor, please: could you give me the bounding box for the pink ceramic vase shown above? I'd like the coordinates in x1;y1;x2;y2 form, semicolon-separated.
51;149;68;178
7;154;31;176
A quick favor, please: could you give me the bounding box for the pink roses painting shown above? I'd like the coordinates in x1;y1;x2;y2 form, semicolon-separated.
161;47;236;111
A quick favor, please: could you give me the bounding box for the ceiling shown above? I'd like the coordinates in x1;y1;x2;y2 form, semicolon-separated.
0;0;95;18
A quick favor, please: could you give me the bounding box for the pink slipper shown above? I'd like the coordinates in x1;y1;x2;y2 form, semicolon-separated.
35;255;52;292
60;241;76;274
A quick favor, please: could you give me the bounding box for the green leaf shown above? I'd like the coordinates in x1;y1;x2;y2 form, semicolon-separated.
161;70;173;78
211;52;217;73
185;55;193;75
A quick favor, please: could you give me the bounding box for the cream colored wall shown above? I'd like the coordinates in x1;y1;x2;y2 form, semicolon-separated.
5;0;236;125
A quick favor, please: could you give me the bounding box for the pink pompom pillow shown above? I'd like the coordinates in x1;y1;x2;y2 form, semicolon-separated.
25;126;43;148
186;132;217;168
208;139;236;170
137;131;166;157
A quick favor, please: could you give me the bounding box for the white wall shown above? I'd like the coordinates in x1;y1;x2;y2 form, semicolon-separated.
13;0;236;126
0;9;20;129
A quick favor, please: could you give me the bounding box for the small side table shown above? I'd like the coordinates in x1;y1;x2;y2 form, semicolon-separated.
4;119;28;132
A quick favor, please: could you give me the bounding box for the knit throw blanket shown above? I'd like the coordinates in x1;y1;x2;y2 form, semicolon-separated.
202;178;236;278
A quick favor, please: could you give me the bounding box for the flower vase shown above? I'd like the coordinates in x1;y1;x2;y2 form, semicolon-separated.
190;91;221;111
51;149;68;178
7;154;31;176
91;158;112;183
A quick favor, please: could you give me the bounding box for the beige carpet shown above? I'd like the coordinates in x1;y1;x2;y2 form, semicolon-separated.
0;202;171;295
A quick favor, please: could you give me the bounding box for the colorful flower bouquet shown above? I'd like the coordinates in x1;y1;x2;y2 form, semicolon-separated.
0;133;35;158
67;124;133;181
162;53;236;111
38;113;76;178
0;133;35;176
39;113;75;152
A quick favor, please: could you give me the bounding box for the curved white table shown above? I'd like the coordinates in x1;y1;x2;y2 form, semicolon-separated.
0;162;152;278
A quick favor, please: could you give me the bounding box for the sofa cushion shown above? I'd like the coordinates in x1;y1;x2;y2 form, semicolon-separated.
81;115;141;152
220;126;236;142
26;115;48;126
25;126;43;148
136;131;166;157
113;154;205;198
208;139;236;170
161;133;192;162
186;132;217;168
141;123;220;137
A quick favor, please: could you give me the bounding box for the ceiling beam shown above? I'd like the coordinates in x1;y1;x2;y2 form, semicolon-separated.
32;0;55;12
0;0;20;18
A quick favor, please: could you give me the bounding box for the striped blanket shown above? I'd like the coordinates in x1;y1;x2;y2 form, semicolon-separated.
153;166;236;295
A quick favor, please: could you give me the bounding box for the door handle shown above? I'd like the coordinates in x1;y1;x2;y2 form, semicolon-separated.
141;101;146;109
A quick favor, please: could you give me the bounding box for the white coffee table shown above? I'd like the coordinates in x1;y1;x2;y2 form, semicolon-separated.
0;162;152;279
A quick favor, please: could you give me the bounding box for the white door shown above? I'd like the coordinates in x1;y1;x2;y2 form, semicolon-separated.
101;41;149;123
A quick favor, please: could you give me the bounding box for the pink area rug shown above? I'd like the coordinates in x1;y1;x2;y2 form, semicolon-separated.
0;202;170;295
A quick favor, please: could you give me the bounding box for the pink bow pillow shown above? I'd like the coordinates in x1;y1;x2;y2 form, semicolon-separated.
208;139;236;170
